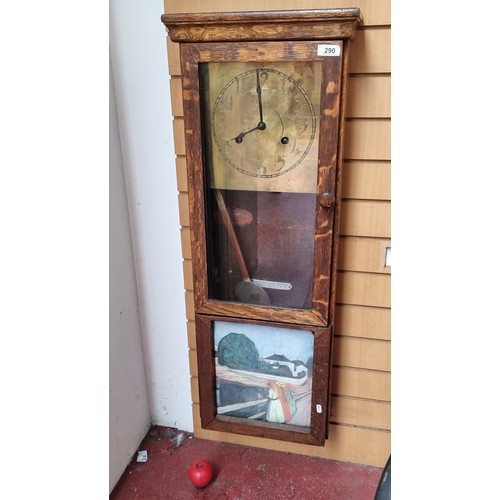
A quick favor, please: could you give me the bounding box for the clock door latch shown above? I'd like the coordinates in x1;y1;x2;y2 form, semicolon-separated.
318;192;335;208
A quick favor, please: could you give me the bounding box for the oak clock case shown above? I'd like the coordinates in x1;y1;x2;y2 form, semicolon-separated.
162;8;361;447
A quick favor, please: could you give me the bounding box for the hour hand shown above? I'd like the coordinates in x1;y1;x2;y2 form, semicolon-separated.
231;122;266;143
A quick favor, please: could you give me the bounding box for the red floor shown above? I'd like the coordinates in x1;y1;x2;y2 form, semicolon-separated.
110;426;383;499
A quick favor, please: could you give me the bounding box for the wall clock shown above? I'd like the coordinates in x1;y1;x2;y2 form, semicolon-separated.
162;8;362;446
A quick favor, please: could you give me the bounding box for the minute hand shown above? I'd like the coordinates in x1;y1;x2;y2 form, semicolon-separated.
256;70;264;123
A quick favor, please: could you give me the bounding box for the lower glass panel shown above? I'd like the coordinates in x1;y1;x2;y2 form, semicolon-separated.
214;320;314;430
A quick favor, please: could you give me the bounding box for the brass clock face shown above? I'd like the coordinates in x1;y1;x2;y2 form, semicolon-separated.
212;68;316;179
202;61;322;193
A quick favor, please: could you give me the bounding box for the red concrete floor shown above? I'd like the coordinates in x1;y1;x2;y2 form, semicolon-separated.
110;426;384;500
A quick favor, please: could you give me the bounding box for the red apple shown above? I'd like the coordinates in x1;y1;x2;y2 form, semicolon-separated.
188;460;213;488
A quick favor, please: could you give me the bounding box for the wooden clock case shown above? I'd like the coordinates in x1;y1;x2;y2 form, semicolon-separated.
162;8;362;446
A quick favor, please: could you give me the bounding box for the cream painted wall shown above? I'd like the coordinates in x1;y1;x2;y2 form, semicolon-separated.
109;0;193;492
109;58;151;493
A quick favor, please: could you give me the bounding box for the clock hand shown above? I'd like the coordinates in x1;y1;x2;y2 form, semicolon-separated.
231;126;259;143
231;121;266;144
256;70;264;124
231;71;269;144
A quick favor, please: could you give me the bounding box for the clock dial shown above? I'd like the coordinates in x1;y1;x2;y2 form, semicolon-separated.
202;61;322;193
212;68;316;179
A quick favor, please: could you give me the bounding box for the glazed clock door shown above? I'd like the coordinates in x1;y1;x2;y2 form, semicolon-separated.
181;41;344;326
